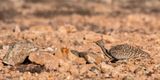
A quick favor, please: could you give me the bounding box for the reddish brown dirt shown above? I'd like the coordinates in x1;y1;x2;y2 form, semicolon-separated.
0;0;160;80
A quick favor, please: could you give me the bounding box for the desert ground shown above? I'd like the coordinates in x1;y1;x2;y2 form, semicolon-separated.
0;0;160;80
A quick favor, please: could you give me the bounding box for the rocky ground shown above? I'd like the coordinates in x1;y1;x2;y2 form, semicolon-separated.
0;0;160;80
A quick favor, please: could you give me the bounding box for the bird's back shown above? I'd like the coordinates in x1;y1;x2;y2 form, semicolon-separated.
109;44;151;60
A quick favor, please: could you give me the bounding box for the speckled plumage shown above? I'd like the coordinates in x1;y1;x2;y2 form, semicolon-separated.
95;40;151;61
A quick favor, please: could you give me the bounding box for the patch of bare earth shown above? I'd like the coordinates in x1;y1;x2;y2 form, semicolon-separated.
0;0;160;79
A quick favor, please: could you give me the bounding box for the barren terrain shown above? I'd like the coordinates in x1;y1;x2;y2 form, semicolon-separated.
0;0;160;80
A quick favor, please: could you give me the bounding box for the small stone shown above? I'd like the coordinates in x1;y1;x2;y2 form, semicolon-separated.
2;41;37;65
68;65;79;77
84;52;105;64
45;61;59;70
0;60;4;70
99;62;114;73
29;51;60;70
68;50;86;64
58;60;71;72
122;75;134;80
89;66;100;74
79;64;96;75
42;47;56;52
86;71;97;78
14;25;21;33
29;51;46;65
0;45;10;60
134;65;151;76
70;50;104;64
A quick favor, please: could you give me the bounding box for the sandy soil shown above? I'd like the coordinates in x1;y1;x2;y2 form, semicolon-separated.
0;0;160;80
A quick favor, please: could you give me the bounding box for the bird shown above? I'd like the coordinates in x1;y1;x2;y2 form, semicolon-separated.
95;40;151;62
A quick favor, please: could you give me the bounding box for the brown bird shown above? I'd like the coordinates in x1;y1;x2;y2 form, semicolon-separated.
95;40;151;62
